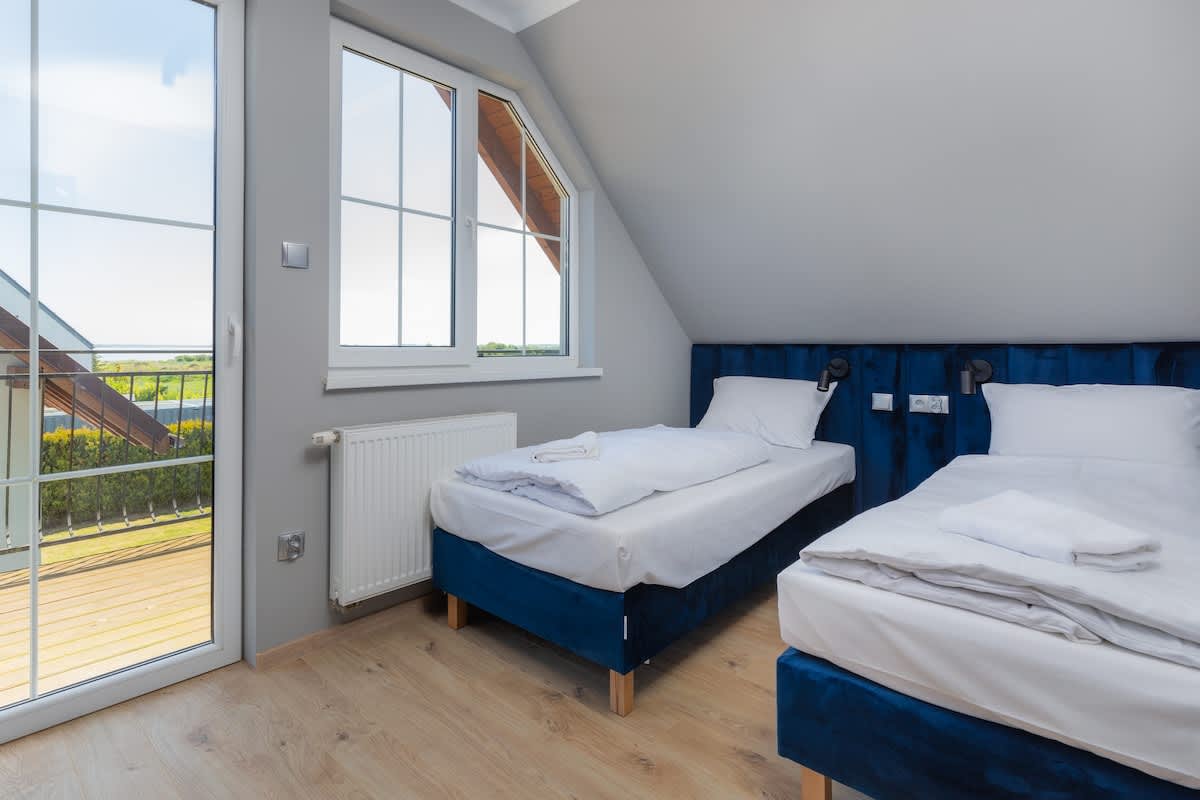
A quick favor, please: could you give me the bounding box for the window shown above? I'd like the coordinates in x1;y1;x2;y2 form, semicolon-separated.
328;21;598;388
476;92;567;357
338;50;453;348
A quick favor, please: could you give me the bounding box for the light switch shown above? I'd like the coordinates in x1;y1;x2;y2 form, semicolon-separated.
871;393;894;412
282;241;310;269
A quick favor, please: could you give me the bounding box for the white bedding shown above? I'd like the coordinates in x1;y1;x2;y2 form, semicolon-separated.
801;455;1200;668
456;425;769;515
778;564;1200;788
779;454;1200;788
432;441;855;592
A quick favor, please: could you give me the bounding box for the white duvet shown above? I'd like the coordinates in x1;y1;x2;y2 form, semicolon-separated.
801;455;1200;669
456;425;769;515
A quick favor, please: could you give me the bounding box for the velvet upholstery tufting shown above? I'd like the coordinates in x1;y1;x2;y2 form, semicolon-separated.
692;342;1200;512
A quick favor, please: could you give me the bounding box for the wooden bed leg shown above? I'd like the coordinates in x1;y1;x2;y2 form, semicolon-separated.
609;669;634;716
447;594;468;630
800;767;832;800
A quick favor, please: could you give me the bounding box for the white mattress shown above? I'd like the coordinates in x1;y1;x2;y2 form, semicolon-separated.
431;441;855;592
778;456;1200;790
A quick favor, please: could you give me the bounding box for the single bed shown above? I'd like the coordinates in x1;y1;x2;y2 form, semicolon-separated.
776;454;1200;799
432;440;856;715
434;441;854;592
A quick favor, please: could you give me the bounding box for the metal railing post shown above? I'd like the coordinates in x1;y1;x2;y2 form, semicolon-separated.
94;374;106;532
147;374;162;521
64;374;78;536
120;372;135;527
194;372;210;510
169;373;186;518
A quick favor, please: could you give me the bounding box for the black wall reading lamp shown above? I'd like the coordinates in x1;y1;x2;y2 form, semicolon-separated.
817;357;851;393
960;359;994;395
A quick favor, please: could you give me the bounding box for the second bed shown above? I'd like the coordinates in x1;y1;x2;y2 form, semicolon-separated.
776;453;1200;797
432;439;856;715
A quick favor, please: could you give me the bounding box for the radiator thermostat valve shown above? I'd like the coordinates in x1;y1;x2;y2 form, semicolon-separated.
312;430;340;447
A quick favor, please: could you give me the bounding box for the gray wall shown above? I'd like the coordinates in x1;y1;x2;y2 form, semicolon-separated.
522;0;1200;343
244;0;690;658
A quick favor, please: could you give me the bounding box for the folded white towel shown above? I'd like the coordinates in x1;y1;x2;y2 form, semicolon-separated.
938;490;1161;571
530;431;599;463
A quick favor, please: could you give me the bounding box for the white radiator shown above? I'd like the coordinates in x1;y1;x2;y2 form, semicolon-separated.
325;412;517;608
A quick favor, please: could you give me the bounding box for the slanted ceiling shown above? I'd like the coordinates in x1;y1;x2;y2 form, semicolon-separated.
520;0;1200;343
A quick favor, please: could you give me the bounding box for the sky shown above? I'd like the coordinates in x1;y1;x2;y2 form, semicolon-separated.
0;0;215;354
0;0;561;357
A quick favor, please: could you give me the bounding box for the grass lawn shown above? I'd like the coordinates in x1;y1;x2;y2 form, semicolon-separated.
94;355;214;402
40;509;212;566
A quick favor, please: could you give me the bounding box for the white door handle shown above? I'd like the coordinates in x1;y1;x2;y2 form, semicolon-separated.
226;313;243;364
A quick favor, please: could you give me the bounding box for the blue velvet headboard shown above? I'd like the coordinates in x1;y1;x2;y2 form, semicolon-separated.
691;343;1200;513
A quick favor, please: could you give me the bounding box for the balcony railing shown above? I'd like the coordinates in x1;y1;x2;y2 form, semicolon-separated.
0;368;215;558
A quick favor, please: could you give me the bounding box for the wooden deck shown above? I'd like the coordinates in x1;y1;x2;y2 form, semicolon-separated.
0;534;211;707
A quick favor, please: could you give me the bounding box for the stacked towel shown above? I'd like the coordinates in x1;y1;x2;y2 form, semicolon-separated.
938;490;1161;571
530;431;599;463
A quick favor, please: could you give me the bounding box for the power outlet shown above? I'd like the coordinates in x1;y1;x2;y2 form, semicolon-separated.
278;530;305;561
909;394;951;415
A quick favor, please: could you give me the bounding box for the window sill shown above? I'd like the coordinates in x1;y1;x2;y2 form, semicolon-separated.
324;362;604;391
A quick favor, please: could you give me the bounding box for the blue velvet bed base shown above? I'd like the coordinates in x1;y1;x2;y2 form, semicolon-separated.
431;483;853;675
777;649;1199;800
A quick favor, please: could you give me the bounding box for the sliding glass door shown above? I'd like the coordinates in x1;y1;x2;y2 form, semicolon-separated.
0;0;241;737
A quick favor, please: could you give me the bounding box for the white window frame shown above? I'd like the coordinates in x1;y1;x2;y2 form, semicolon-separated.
327;20;599;390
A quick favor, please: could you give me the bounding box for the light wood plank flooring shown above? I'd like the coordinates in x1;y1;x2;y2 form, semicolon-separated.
0;586;866;799
0;535;211;706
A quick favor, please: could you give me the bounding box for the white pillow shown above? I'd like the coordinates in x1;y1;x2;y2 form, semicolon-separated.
697;376;835;449
983;383;1200;466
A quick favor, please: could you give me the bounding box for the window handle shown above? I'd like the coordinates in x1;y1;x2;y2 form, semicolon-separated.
466;216;477;244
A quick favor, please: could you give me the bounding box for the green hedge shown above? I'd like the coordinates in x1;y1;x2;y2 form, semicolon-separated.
39;419;214;531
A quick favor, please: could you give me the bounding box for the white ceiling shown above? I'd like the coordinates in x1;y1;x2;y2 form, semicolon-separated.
519;0;1200;344
446;0;583;32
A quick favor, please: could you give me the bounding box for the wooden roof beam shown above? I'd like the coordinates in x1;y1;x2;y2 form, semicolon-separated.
0;308;176;454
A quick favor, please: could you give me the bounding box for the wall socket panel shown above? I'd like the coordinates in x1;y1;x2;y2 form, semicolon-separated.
278;530;306;561
909;394;950;415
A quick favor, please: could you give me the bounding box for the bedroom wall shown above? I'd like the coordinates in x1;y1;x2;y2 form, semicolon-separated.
521;0;1200;343
243;0;691;659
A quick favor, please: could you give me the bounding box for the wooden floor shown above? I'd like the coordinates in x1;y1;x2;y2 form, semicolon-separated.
0;585;868;799
0;535;211;707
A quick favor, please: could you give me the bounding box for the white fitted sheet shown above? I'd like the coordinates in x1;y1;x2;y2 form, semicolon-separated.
431;441;855;592
778;457;1200;789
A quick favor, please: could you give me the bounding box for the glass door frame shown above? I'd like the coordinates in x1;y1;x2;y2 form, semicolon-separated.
0;0;243;742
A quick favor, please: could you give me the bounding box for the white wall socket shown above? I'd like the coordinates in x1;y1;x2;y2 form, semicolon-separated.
909;394;950;415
